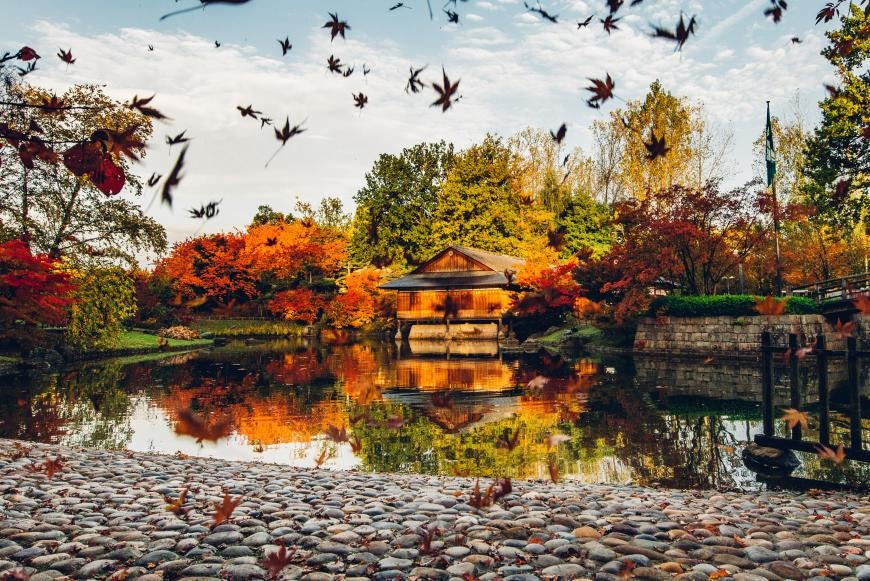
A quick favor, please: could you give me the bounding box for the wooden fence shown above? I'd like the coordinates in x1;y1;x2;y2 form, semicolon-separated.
756;331;869;462
788;272;870;303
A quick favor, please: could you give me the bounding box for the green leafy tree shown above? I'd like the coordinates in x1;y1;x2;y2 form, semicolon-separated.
0;82;166;266
804;4;870;228
65;267;136;351
315;197;351;230
349;141;455;269
250;204;289;227
555;193;613;258
430;135;549;256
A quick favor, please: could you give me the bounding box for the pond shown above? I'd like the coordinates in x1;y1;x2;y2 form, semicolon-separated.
1;338;867;490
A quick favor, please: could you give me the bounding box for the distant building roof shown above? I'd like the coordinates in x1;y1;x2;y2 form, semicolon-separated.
379;245;525;291
413;246;525;274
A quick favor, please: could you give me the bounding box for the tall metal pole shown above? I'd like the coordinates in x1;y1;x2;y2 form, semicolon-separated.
772;178;783;295
767;101;783;296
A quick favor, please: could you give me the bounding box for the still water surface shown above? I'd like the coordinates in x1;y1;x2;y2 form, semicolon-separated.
1;339;867;489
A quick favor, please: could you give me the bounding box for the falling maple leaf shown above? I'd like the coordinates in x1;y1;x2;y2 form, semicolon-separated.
709;569;730;579
834;318;855;339
17;46;40;61
650;13;698;51
764;0;787;23
323;12;351;41
57;48;75;64
550;123;567;144
815;444;846;464
547;458;560;483
126;94;169;121
174;406;233;443
644;132;670;160
352;92;368;109
212;492;242;526
601;14;621;34
754;296;786;316
781;408;809;430
585;73;615;108
431;67;460;112
262;543;297;579
325;425;349;443
165;485;190;515
43;456;64;478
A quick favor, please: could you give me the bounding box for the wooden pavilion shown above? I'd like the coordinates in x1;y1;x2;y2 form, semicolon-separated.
380;245;525;340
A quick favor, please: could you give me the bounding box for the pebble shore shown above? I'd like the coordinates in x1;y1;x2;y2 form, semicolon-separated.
1;439;869;581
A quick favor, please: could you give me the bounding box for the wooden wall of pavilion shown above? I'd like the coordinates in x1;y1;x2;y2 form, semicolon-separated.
396;289;513;320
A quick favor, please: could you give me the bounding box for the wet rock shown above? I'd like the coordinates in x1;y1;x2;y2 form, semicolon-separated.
541;563;585;579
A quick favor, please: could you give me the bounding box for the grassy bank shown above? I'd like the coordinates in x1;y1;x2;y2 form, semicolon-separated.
114;330;212;351
191;318;303;337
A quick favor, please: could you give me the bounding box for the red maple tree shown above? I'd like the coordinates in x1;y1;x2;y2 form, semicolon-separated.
0;239;75;334
577;182;764;321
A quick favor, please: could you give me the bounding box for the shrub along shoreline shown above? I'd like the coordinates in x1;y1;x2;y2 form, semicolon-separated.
648;295;819;317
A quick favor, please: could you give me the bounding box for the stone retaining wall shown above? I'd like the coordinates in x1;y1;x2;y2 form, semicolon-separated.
634;314;870;357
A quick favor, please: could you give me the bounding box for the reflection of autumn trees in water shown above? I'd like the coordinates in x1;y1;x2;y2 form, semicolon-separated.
0;340;860;488
582;388;748;489
0;361;138;449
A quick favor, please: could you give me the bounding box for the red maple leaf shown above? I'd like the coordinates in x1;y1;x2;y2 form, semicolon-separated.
212;492;242;526
262;543;297;579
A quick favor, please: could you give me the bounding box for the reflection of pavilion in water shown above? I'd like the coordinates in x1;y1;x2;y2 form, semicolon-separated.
388;340;594;433
390;339;520;432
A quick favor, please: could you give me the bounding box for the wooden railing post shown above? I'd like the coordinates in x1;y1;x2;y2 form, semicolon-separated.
788;333;801;441
761;331;774;436
816;335;830;447
847;336;862;451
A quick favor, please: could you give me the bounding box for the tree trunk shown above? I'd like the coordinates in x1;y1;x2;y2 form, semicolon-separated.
20;167;29;243
48;180;83;259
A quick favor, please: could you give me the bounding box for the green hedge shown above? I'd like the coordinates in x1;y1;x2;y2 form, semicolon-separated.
648;295;819;317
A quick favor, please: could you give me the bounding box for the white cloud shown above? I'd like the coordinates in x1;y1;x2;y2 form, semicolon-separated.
466;12;486;21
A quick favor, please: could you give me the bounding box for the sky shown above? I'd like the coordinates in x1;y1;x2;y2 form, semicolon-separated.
5;0;838;257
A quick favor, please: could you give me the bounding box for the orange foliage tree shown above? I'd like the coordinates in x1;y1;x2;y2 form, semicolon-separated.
511;258;584;317
153;218;349;318
244;221;347;283
509;255;585;335
327;268;392;329
267;288;328;324
155;233;257;307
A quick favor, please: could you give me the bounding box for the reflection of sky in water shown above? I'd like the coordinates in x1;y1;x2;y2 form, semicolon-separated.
3;339;867;490
121;397;363;470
